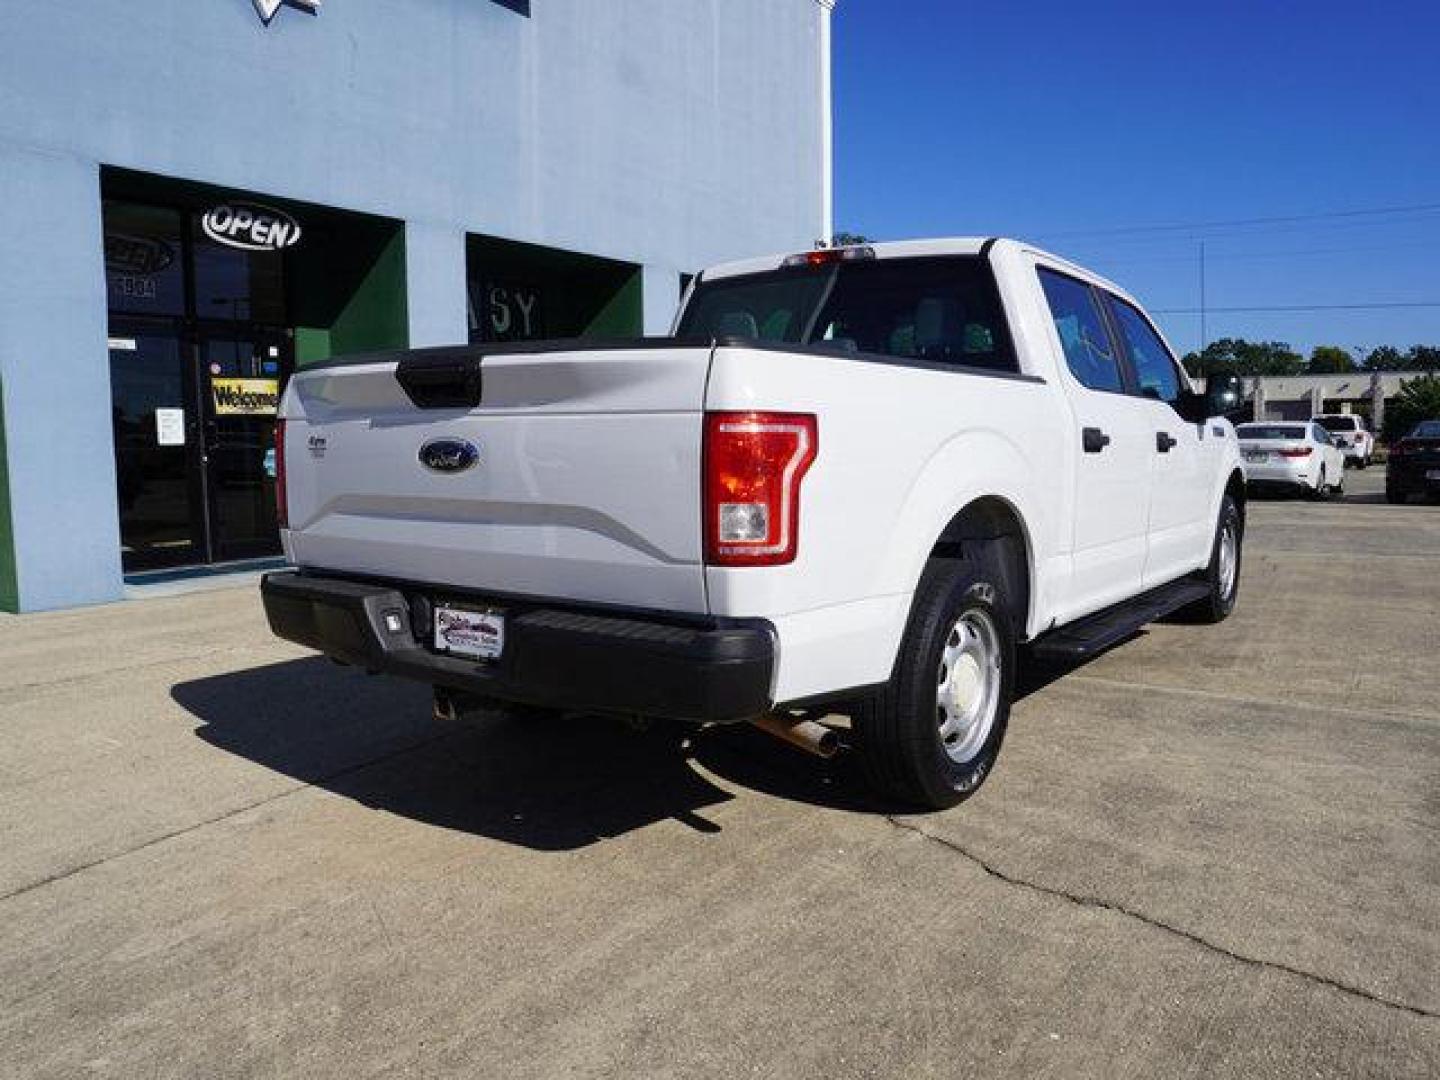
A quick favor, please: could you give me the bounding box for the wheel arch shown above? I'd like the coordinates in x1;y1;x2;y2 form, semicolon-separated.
928;495;1034;641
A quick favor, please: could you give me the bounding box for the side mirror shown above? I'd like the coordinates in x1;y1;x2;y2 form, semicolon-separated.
1173;372;1244;424
1204;372;1245;419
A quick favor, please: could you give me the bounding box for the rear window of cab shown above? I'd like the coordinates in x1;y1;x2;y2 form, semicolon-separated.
676;256;1019;373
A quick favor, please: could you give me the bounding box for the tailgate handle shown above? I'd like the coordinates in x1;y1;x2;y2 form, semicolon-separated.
394;350;484;409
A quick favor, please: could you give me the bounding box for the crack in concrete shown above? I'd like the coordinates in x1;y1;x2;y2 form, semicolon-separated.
885;815;1438;1023
0;730;457;905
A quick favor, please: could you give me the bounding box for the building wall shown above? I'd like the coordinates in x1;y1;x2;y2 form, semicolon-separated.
0;0;831;609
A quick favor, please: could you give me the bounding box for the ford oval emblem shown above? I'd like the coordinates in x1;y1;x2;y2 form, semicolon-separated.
419;437;479;474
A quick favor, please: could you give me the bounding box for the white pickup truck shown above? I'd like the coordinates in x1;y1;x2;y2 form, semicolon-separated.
263;238;1246;808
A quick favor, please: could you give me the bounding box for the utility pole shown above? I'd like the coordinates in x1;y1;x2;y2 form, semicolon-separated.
1198;240;1208;352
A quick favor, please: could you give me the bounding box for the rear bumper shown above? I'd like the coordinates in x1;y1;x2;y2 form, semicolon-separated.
1387;460;1440;494
1244;462;1310;487
261;571;776;723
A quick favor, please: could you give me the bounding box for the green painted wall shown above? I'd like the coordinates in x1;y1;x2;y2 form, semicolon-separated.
330;229;408;358
584;269;643;337
292;223;408;367
0;378;18;611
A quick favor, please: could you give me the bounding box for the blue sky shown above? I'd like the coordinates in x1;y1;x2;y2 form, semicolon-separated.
832;1;1440;360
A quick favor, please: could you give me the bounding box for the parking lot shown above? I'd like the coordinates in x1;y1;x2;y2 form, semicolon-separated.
1;467;1436;1079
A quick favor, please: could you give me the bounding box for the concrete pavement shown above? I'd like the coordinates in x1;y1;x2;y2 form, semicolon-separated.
1;469;1436;1078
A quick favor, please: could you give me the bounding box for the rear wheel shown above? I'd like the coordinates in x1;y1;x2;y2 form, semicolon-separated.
853;558;1013;810
1182;492;1243;624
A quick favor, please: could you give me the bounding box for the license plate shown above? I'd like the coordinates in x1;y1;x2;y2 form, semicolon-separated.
1245;452;1267;463
433;604;505;660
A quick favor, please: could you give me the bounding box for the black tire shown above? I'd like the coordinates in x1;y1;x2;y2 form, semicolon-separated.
853;558;1014;810
1182;492;1243;624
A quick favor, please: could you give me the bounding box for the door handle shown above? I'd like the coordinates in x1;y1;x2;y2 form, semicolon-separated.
1082;427;1110;453
1156;431;1178;453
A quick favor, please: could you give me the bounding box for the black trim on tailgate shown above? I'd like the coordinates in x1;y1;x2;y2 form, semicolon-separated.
261;571;775;724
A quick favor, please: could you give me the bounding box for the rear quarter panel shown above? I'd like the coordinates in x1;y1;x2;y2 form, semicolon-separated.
704;345;1069;701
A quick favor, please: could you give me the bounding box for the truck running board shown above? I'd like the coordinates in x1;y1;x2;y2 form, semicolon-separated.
1031;577;1212;662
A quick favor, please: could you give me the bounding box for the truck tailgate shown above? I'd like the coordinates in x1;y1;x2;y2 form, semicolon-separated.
280;344;713;612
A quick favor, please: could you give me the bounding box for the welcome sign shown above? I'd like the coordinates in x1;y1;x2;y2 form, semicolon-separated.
212;378;280;416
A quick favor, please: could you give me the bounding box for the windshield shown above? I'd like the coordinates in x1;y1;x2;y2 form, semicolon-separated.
1316;416;1360;432
677;256;1018;372
1238;425;1307;440
1410;421;1440;438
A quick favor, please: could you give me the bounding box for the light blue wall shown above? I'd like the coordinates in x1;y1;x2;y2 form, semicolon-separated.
0;146;124;610
0;0;829;609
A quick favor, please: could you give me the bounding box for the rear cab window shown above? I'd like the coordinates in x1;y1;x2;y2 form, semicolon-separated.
676;256;1019;373
1316;416;1362;433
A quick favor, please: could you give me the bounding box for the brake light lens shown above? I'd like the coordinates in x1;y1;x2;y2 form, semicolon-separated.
1279;446;1313;458
704;412;818;566
274;418;289;529
781;246;876;268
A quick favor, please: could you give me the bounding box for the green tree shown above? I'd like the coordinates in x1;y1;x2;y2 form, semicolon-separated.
1363;345;1404;371
1307;345;1354;373
1184;337;1303;377
1384;374;1440;441
1404;345;1440;373
831;231;871;247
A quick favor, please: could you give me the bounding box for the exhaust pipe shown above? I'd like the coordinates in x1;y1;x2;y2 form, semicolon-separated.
750;713;839;759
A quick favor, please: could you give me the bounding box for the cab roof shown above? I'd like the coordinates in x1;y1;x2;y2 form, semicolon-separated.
698;236;1131;300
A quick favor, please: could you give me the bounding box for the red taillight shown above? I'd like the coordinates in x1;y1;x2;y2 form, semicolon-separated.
704;412;817;566
1279;446;1313;458
781;246;876;268
274;418;289;529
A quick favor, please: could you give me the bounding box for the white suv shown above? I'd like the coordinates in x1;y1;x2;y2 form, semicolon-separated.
1314;413;1374;468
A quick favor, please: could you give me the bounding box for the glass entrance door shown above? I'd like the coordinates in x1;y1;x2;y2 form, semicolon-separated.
199;330;288;562
109;323;205;570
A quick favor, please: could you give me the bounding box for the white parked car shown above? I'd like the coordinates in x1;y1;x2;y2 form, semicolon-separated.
1237;421;1346;498
263;238;1246;809
1314;413;1374;467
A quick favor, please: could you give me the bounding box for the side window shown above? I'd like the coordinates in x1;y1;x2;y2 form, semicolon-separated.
1037;269;1125;392
1105;296;1183;403
1313;424;1330;445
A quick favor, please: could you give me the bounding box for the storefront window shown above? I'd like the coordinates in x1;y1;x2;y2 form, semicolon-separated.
104;203;186;317
192;218;286;324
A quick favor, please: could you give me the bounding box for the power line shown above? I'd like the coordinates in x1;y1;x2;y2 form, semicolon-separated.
1034;200;1440;240
1151;301;1440;314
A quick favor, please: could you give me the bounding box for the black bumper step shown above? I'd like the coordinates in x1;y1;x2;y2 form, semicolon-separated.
1031;577;1211;662
261;571;776;723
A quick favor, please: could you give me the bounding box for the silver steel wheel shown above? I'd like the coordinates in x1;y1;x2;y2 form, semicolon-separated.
935;608;1003;764
1217;517;1239;601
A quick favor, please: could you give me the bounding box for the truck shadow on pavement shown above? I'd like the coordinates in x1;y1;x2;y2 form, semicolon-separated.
174;648;1113;846
173;657;889;850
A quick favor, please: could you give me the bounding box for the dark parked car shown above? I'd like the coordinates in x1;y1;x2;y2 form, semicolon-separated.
1386;420;1440;504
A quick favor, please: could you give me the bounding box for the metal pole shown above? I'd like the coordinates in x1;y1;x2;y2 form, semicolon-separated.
1199;240;1207;352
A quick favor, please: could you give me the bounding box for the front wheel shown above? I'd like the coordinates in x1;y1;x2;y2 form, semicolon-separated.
1182;492;1243;624
853;558;1014;810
